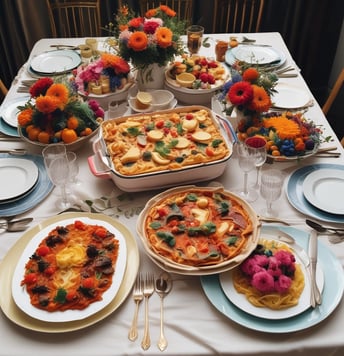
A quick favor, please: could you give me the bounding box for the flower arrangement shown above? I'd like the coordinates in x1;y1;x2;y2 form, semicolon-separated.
73;53;131;96
240;241;297;294
109;4;186;70
237;111;322;158
17;77;104;144
218;63;278;116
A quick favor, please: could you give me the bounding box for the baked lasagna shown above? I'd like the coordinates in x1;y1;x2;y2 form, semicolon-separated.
101;108;230;176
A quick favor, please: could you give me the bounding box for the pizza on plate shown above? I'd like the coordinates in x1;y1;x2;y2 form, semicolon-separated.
20;220;120;312
142;188;256;267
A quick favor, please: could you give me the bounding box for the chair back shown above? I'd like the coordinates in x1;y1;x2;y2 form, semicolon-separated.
0;79;8;97
46;0;101;37
138;0;194;23
212;0;265;33
322;68;344;115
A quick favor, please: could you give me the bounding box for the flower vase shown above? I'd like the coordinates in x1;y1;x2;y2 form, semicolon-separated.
136;63;166;90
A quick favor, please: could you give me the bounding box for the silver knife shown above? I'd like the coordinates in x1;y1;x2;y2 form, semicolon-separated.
308;229;322;307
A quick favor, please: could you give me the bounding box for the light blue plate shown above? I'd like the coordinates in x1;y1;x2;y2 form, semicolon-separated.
0;154;53;217
287;164;344;223
201;225;344;333
0;118;19;137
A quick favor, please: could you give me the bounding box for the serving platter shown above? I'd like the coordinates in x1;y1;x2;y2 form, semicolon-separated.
0;158;39;201
0;212;139;332
0;154;53;217
286;164;344;223
30;50;81;75
201;225;344;333
302;169;344;215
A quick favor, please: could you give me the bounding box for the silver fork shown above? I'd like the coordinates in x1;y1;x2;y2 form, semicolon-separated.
128;274;143;341
141;272;155;350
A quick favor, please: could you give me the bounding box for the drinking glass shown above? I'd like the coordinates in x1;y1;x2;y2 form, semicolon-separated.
66;151;80;185
260;169;284;217
234;142;258;202
187;25;204;55
245;136;267;190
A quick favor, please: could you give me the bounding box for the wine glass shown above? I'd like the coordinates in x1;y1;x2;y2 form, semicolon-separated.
245;137;267;190
260;169;284;217
186;25;204;55
66;151;80;185
234;142;258;202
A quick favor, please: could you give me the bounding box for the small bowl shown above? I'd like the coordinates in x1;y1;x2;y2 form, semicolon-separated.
176;73;196;88
151;90;174;110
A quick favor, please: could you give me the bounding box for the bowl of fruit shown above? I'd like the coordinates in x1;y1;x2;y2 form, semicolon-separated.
164;55;230;105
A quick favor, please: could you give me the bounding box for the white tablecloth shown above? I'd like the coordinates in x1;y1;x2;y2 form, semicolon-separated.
1;33;344;356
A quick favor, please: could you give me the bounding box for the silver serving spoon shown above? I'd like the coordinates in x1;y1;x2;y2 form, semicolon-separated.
155;272;172;352
0;217;33;232
305;219;344;235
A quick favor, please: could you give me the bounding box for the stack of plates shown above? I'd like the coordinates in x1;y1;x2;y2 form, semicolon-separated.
286;163;344;223
28;49;81;77
0;154;53;217
201;225;344;333
225;45;286;68
0;213;139;332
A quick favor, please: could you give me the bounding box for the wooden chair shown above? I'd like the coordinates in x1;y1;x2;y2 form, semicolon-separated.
137;0;194;23
212;0;265;33
0;79;8;97
46;0;101;37
322;68;344;147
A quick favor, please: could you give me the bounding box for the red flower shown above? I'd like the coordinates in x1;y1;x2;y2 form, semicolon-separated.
143;20;160;34
29;77;54;98
227;81;253;106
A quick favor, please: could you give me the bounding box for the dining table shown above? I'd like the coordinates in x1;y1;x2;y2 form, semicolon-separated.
0;32;344;356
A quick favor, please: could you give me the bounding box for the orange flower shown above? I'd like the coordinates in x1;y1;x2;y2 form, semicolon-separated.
35;95;60;114
155;27;173;48
242;68;259;82
119;24;128;31
160;5;176;17
17;108;33;126
145;8;157;18
128;17;143;28
46;83;69;107
263;116;301;140
120;5;128;16
249;85;271;112
128;31;148;51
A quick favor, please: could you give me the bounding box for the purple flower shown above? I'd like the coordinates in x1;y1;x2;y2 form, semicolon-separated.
251;270;275;293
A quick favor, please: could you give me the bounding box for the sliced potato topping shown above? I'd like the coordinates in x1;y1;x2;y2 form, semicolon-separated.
151;152;170;165
191;131;212;142
217;222;229;237
191;208;209;225
182;119;198;131
175;137;190;149
120;146;140;163
147;130;164;141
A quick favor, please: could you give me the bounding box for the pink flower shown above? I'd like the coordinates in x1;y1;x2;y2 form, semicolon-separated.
241;256;265;276
251;270;275;293
274;275;292;293
143;20;160;34
274;250;295;266
267;256;282;278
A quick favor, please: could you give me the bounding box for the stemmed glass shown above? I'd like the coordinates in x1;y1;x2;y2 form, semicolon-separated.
66;151;80;186
42;144;75;209
260;169;284;217
245;136;267;190
234;142;259;202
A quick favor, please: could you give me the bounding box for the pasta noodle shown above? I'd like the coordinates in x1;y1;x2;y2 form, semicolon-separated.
101;108;230;176
21;220;120;312
143;188;255;267
233;238;305;310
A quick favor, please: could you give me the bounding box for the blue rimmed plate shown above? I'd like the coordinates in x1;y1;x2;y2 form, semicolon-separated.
286;164;344;223
0;154;53;217
201;225;344;333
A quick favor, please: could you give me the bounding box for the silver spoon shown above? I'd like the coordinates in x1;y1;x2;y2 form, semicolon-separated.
305;219;344;235
0;149;27;155
155;272;172;352
0;217;33;232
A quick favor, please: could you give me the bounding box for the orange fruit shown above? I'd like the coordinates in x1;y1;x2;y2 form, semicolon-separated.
61;128;78;143
37;131;51;144
229;38;238;48
28;127;41;141
67;116;79;130
80;127;93;136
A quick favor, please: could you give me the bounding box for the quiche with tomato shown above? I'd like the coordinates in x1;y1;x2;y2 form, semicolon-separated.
140;187;259;267
20;220;120;312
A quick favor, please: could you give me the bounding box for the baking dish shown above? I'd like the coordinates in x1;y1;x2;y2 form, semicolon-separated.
88;106;236;192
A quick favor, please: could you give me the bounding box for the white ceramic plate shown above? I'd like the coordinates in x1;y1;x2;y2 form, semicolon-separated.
0;158;39;201
30;50;81;74
201;225;344;333
303;169;344;215
0;96;30;127
12;215;127;323
220;237;324;320
232;45;281;64
272;84;311;109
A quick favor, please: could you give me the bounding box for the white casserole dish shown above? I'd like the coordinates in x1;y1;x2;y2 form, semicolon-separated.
88;106;236;192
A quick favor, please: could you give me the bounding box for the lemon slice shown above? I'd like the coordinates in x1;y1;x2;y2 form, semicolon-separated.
136;91;152;105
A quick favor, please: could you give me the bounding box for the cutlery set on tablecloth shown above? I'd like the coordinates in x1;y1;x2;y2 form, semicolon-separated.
129;272;172;351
